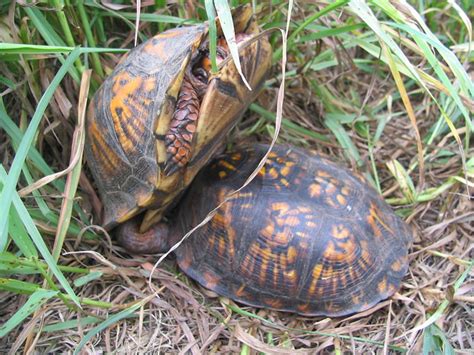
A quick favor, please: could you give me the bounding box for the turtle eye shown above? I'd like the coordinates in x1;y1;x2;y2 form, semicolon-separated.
193;67;209;83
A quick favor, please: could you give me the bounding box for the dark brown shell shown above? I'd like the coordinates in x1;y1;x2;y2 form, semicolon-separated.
173;144;412;316
85;6;272;230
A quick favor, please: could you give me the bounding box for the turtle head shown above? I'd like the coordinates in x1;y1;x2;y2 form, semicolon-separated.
183;5;272;185
116;216;170;254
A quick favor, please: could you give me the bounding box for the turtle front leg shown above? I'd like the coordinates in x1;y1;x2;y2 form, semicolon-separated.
163;43;231;176
115;215;169;254
163;71;203;175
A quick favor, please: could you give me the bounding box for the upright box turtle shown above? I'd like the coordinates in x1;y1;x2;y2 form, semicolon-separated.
85;5;272;233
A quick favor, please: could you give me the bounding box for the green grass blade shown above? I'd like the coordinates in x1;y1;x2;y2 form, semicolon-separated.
386;160;416;203
0;43;73;53
205;0;218;73
41;316;102;333
324;117;363;166
104;11;196;25
0;252;89;276
409;261;473;335
73;271;103;287
386;22;472;125
0;101;58;182
0;277;110;309
423;323;455;355
74;301;144;354
0;47;81;248
0;43;126;55
273;0;350;61
77;1;105;79
8;205;38;258
387;1;473;98
22;7;66;46
0;100;89;226
27;208;98;240
214;0;251;90
0;289;58;337
348;0;424;89
299;23;366;42
0;278;40;294
22;7;81;83
250;104;329;142
0;166;81;307
0;101;52;218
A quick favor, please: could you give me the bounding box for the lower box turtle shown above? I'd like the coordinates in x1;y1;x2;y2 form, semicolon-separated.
118;144;413;316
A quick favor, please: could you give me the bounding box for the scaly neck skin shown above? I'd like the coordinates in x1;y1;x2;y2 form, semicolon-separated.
115;216;170;254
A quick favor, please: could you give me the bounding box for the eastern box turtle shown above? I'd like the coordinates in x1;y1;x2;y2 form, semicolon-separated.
85;5;272;232
118;144;413;316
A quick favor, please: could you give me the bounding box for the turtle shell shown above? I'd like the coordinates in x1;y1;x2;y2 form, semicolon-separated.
85;5;272;230
173;144;412;316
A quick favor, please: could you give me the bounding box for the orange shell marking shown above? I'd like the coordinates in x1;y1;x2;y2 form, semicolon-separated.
110;72;155;155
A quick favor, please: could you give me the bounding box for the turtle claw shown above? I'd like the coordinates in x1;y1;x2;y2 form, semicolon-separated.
163;159;183;176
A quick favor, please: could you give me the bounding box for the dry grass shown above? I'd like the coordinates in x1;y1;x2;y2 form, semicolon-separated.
0;1;473;353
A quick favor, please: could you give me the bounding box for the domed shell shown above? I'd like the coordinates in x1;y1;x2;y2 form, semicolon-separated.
85;6;272;230
173;144;412;316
